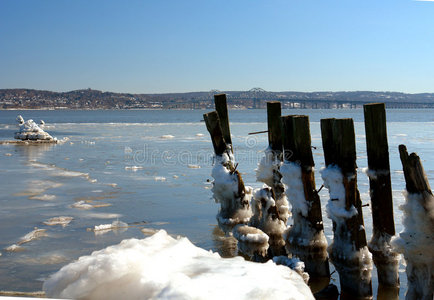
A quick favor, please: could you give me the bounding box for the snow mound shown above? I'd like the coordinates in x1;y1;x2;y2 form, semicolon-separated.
43;230;314;300
14;115;56;141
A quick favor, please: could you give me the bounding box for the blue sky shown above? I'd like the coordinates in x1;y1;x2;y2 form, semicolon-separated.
1;0;434;93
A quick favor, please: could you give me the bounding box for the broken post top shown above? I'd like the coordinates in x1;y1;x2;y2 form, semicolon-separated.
364;103;390;171
203;111;228;156
399;144;432;195
321;118;357;175
266;101;282;152
214;94;232;148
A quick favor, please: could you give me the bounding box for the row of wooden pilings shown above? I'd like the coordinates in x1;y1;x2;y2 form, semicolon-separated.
204;94;433;300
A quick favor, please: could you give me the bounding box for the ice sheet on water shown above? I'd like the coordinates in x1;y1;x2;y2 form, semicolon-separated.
43;230;314;300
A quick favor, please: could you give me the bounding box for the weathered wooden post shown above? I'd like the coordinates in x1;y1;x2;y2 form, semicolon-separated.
267;101;283;153
320;118;373;299
280;115;330;279
363;103;399;288
203;111;228;156
214;94;232;151
263;101;287;222
394;145;434;300
203;111;252;234
251;102;287;257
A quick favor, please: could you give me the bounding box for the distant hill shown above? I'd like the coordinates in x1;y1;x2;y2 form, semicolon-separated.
1;88;434;109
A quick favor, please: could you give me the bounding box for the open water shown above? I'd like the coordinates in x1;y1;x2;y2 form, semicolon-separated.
1;109;434;298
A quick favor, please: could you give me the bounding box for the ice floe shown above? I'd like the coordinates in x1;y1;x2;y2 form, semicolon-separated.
43;216;74;227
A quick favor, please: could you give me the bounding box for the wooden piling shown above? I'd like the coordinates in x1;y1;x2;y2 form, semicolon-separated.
258;102;286;256
204;110;250;234
281;115;296;162
363;103;399;287
267;101;283;153
214;94;232;150
320;118;372;299
398;145;434;300
283;115;330;278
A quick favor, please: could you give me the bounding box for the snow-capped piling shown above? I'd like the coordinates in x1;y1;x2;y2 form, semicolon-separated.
320;118;373;299
256;102;289;223
204;108;252;233
363;103;399;287
281;115;330;278
251;102;287;257
394;145;434;300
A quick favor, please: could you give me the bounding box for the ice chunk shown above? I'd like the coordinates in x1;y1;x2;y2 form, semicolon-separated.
94;220;128;232
5;244;24;252
273;256;310;283
187;164;201;169
43;216;74;227
43;230;314;300
14;115;55;141
233;224;269;258
18;228;47;245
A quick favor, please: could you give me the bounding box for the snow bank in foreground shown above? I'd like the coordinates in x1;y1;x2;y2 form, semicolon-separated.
43;230;314;300
391;191;434;299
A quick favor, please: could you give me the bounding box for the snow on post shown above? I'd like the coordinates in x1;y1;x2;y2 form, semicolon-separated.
248;187;287;257
392;145;434;300
320;118;373;298
255;147;289;223
204;111;252;234
281;115;329;278
256;102;289;223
